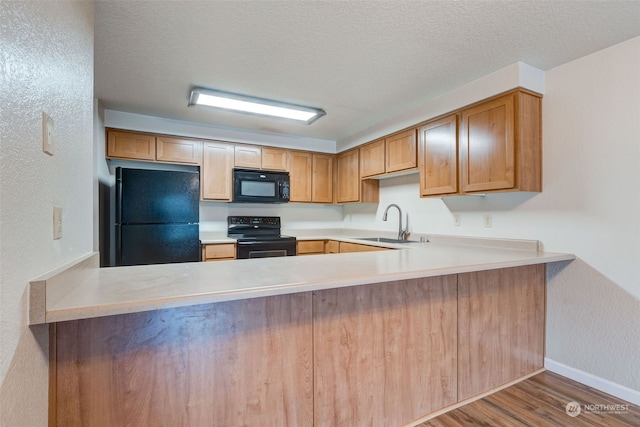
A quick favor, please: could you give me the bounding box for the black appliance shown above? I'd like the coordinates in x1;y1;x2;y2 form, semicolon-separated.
233;169;290;203
227;216;296;259
115;167;200;266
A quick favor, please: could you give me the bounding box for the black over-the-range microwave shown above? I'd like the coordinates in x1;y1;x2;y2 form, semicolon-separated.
232;168;290;203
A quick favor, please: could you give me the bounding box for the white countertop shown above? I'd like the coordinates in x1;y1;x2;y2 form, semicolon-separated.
30;232;575;324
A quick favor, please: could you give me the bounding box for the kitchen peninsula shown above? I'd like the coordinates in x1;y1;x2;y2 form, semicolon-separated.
31;233;574;427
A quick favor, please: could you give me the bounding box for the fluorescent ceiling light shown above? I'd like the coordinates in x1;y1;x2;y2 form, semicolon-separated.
188;87;325;125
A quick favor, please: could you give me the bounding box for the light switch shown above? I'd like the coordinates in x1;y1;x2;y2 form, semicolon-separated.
42;112;54;155
53;206;62;239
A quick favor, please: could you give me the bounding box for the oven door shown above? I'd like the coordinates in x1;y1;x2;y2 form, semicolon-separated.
236;239;297;259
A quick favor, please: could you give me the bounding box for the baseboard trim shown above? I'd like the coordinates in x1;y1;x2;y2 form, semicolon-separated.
405;368;546;426
545;358;640;406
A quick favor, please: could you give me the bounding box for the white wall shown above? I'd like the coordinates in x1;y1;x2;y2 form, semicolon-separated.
0;1;94;425
345;36;640;394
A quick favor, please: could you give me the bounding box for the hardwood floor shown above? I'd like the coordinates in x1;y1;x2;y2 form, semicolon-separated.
418;371;640;426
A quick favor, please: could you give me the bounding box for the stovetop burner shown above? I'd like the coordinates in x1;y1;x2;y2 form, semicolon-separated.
227;216;295;241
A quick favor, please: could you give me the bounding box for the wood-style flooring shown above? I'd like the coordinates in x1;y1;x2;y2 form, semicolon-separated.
418;371;640;426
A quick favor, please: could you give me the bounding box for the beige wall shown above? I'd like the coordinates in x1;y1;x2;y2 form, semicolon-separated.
0;1;94;425
344;36;640;397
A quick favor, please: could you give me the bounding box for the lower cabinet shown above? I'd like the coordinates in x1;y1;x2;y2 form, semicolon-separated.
338;241;389;253
297;240;326;255
50;265;545;427
201;243;236;261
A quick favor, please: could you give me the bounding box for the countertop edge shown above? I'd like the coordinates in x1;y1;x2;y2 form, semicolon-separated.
40;251;575;324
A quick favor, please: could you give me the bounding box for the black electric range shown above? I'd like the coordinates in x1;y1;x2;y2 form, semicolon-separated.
227;216;297;259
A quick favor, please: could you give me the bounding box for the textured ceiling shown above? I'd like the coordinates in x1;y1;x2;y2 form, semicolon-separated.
94;0;640;142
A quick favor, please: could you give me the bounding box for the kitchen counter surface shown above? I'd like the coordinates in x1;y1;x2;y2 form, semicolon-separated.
30;232;575;324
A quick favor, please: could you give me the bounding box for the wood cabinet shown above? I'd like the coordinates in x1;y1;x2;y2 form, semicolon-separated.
156;136;202;164
418;114;458;196
202;243;236;261
107;130;156;161
359;129;417;178
325;240;340;254
202;142;235;201
289;151;313;202
336;148;378;204
289;151;334;203
261;147;289;171
385;128;418;174
314;276;458;426
338;241;389;253
234;145;261;169
107;130;202;165
458;264;545;400
311;154;333;203
359;138;386;178
235;146;290;171
297;240;326;255
459;90;541;194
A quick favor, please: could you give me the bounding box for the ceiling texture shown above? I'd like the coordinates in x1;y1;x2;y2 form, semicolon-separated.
95;0;640;143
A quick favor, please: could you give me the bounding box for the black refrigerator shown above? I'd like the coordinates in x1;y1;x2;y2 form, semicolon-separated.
115;167;200;266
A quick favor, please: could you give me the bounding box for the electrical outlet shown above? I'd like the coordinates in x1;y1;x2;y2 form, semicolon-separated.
53;206;62;239
453;214;461;226
42;112;54;155
483;214;492;228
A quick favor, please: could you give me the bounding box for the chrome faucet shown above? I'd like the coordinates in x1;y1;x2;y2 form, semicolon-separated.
382;204;408;241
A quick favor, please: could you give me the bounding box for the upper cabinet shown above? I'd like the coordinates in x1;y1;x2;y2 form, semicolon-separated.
106;88;541;204
289;151;333;203
359;129;418;178
418;114;458;197
107;130;202;165
261;148;289;171
359;139;386;178
337;149;378;204
459;90;541;194
234;146;289;171
156;136;202;165
234;145;262;169
107;130;156;161
202;142;235;201
385;128;418;174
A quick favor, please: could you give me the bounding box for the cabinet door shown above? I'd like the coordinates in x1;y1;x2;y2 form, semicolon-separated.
419;114;458;196
336;149;360;203
261;148;289;171
460;93;515;192
325;240;340;254
311;154;334;203
289;151;312;202
156;136;202;165
385;128;417;173
234;145;261;169
202;243;236;261
338;242;387;253
107;130;156;161
202;142;234;201
359;139;385;178
297;240;326;255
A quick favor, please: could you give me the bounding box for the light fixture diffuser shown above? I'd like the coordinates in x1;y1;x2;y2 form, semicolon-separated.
188;87;325;125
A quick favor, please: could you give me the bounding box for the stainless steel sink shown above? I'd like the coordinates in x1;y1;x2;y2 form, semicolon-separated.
357;237;419;244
